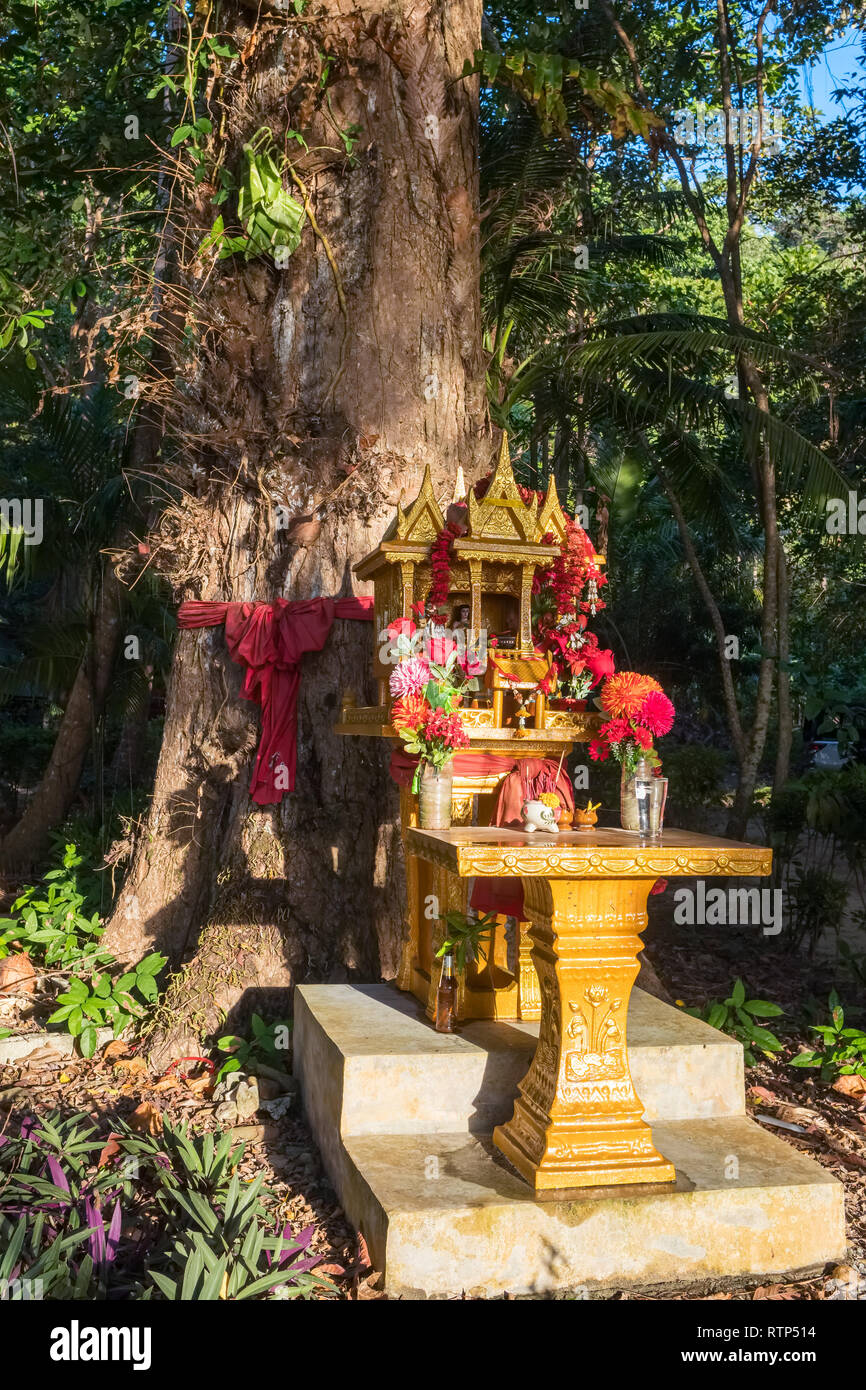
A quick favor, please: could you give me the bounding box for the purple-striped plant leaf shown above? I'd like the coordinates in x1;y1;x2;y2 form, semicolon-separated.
46;1156;71;1196
83;1196;106;1266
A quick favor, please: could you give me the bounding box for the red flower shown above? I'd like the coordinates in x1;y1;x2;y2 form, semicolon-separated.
599;715;631;745
585;645;615;682
588;737;610;762
638;690;675;738
387;617;416;641
425;632;457;666
419;706;469;750
634;724;653;750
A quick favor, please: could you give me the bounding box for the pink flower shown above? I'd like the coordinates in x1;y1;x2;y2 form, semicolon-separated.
390;656;431;698
639;690;675;738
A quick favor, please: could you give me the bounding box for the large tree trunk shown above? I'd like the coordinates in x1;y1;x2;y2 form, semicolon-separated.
100;0;486;1068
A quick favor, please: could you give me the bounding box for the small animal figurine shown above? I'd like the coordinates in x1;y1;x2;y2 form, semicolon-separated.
522;799;559;833
574;799;601;829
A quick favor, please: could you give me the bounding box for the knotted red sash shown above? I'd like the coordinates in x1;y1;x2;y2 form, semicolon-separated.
177;597;374;804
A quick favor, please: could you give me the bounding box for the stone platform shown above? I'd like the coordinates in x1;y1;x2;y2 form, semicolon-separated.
294;983;846;1299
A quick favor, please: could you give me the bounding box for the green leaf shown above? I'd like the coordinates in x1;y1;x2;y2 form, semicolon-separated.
705;1003;727;1031
136;973;158;1002
744;999;783;1018
138;952;165;976
79;1024;98;1058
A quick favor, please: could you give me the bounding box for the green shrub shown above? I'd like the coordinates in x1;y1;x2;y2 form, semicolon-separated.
0;1111;331;1300
766;764;866;954
215;1013;293;1081
0;842;165;1056
684;978;784;1066
657;742;729;820
791;990;866;1083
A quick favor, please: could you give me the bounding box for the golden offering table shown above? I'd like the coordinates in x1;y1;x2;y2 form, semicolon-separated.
406;825;772;1194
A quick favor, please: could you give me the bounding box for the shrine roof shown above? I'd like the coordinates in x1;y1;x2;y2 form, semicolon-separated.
354;435;575;576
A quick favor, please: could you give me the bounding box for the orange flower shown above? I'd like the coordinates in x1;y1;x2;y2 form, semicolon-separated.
391;693;428;730
600;670;661;718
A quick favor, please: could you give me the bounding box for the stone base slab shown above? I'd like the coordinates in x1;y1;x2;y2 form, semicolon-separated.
294;982;745;1137
293;983;846;1298
342;1121;845;1298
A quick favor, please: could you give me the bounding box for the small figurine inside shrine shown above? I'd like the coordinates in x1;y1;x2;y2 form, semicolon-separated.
338;434;613;1021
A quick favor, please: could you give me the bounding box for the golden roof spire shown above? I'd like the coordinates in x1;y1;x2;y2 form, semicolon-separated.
466;432;538;541
537;470;569;543
394;462;446;542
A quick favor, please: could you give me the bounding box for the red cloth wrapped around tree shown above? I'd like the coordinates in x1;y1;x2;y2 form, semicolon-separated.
178;596;373;805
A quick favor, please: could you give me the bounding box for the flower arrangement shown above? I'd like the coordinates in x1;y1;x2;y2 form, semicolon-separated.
530;515;612;703
588;670;675;776
387;619;473;791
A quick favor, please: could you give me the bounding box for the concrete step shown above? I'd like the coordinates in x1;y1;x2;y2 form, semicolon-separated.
294;982;745;1139
341;1120;845;1298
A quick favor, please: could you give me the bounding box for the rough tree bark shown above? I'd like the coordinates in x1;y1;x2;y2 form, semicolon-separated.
99;0;486;1069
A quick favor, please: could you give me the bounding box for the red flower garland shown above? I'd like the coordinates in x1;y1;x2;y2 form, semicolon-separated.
429;522;462;611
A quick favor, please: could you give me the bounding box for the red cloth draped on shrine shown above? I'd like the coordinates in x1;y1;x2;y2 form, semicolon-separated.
389;749;573;918
178;597;374;805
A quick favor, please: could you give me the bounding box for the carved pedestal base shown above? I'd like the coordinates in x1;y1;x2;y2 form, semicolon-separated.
493;876;675;1191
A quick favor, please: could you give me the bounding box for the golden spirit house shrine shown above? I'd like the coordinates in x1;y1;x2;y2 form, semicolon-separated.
293;443;846;1297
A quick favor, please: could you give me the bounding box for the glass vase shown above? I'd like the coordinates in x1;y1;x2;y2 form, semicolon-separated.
620;758;651;832
419;760;453;829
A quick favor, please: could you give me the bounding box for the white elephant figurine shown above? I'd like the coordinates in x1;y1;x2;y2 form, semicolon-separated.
522;799;559;834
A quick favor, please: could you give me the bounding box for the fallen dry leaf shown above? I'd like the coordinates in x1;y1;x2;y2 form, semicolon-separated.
0;952;36;996
184;1072;214;1098
19;1045;65;1067
832;1074;866;1100
128;1101;162;1134
97;1135;122;1168
747;1085;778;1105
775;1102;820;1128
228;1124;266;1144
102;1039;133;1060
151;1075;180;1093
114;1056;148;1079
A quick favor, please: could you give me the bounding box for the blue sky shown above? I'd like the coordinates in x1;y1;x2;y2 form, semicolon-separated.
795;26;863;120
